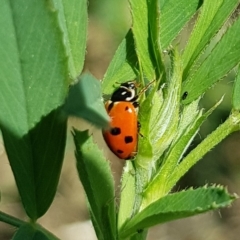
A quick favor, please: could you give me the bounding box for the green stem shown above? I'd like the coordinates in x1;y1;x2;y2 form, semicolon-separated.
166;111;240;191
0;210;26;228
0;211;60;239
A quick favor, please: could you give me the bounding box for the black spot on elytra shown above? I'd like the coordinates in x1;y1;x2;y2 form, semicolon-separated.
110;127;121;135
125;136;133;144
125;106;129;111
117;149;124;154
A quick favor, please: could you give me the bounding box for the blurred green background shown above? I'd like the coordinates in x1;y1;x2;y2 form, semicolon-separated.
1;1;240;239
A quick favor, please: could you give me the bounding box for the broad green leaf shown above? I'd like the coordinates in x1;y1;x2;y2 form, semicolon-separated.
102;30;138;94
129;0;155;81
53;0;87;80
64;73;110;128
28;110;67;218
120;186;236;238
1;110;67;219
0;1;70;219
159;0;200;49
0;0;69;135
73;130;116;240
13;223;59;240
13;224;48;240
183;0;240;75
182;16;240;104
232;64;240;110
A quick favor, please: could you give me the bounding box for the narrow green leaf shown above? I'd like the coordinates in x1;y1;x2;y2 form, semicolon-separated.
73;130;116;240
182;16;240;104
64;73;110;128
120;186;236;238
129;0;155;81
148;50;182;163
134;49;182;211
167;111;240;191
183;0;240;74
183;0;226;73
147;0;164;79
102;30;138;94
137;84;162;167
129;230;148;240
53;0;88;80
232;64;240;110
172;98;201;142
118;162;136;230
143;97;223;204
159;0;200;49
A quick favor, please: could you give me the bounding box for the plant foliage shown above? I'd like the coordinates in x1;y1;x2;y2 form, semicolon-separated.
1;0;240;239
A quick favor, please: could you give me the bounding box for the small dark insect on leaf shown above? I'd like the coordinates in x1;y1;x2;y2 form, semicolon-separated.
182;91;188;100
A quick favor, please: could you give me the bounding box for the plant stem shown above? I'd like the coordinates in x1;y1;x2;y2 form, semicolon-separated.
0;211;26;228
166;111;240;191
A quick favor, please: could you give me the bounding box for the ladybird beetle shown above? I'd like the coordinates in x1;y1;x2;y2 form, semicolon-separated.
103;81;139;160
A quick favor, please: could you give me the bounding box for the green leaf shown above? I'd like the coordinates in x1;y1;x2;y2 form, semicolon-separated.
147;0;164;79
118;162;136;230
171;98;201;142
182;16;240;104
1;110;67;219
145;50;182;164
137;84;162;167
102;30;138;94
64;73;110;128
183;0;239;75
133;49;182;212
53;0;88;80
0;1;73;219
129;0;155;81
120;186;236;238
167;111;240;192
129;230;148;240
0;0;69;135
232;64;240;110
13;223;59;240
13;224;48;240
143;97;223;205
73;130;116;240
159;0;200;49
